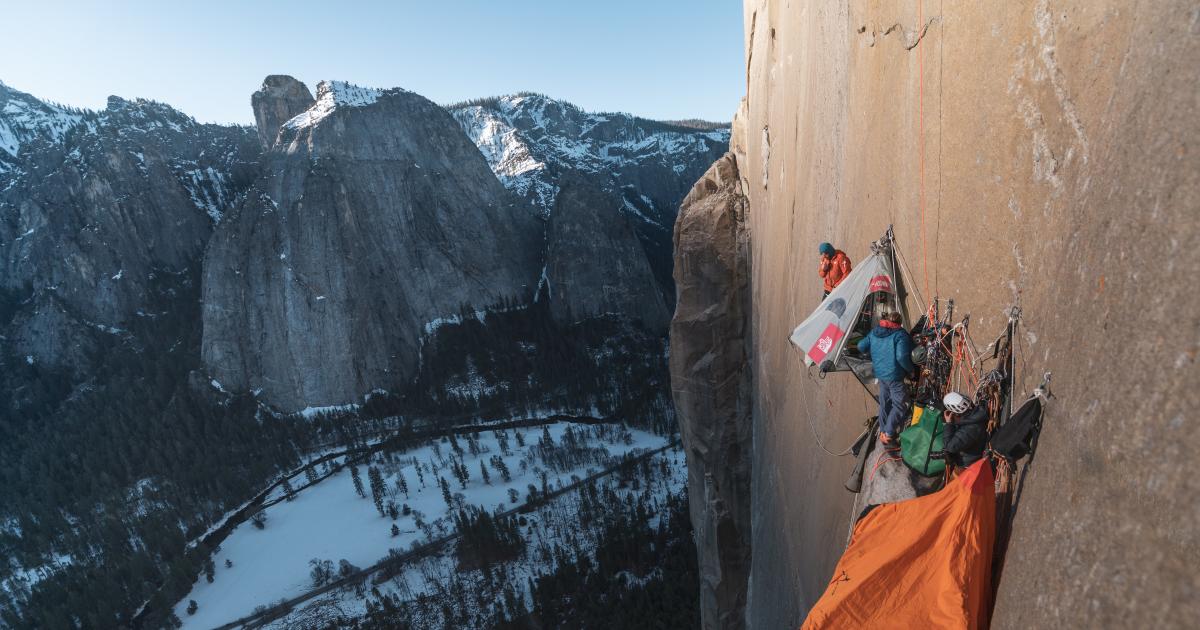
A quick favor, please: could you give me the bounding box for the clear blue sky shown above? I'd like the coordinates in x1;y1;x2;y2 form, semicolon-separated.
1;0;744;125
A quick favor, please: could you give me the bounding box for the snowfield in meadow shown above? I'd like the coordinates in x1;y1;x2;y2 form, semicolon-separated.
174;422;669;629
263;445;688;629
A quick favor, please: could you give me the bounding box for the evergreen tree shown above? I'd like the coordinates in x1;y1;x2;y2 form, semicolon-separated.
480;460;490;485
439;476;453;508
351;464;366;498
203;558;215;583
455;459;470;489
368;466;386;515
391;523;400;537
492;456;512;483
186;600;197;616
282;478;296;501
396;471;409;498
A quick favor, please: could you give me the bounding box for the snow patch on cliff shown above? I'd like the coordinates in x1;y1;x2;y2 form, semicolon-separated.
0;86;83;157
284;81;387;130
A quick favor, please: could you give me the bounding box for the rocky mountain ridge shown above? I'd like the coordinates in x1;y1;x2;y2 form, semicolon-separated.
0;77;729;412
450;93;729;222
0;81;259;378
451;94;730;308
202;78;542;411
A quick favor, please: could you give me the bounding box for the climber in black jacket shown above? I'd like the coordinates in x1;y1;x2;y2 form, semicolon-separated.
933;391;989;468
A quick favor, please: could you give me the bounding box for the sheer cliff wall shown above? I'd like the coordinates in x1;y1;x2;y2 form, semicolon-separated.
672;154;753;629
681;1;1198;627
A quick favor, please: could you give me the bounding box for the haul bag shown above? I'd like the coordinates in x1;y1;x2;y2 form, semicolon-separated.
901;406;945;476
991;395;1043;461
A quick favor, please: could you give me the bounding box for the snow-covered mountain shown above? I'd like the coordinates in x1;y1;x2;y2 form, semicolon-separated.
451;93;729;226
203;77;541;412
0;81;83;165
451;94;729;317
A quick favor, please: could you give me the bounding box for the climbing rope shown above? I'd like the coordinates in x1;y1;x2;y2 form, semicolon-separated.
786;253;867;458
793;349;861;457
947;322;981;395
917;0;930;300
893;238;927;317
867;447;904;484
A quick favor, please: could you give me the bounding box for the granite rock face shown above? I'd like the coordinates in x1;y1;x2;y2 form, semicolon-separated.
251;75;315;149
697;1;1200;628
669;153;752;629
201;80;542;411
0;83;259;376
546;173;669;331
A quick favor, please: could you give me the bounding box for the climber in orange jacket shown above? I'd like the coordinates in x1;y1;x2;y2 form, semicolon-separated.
818;242;852;297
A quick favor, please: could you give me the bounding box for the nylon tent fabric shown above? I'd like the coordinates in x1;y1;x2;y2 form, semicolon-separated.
801;459;996;630
789;251;899;369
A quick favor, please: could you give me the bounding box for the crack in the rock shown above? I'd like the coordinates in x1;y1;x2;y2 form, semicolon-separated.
859;17;939;50
904;17;938;51
746;11;758;90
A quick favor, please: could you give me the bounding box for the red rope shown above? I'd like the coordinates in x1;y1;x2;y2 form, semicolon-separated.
868;445;904;484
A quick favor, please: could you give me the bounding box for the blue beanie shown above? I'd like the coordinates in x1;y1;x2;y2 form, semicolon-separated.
819;242;835;256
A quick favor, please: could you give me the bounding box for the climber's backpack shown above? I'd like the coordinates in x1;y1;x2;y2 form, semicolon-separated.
900;405;945;476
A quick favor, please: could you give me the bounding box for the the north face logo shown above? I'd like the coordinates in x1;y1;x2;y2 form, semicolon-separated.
807;323;845;364
869;275;893;293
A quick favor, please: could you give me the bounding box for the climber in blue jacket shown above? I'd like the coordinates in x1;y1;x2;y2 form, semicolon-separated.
857;311;915;445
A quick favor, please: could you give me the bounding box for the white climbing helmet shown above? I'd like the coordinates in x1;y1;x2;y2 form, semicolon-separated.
943;391;971;415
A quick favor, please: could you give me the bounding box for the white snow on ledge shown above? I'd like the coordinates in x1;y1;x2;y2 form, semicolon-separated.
296;403;361;420
283;81;386;131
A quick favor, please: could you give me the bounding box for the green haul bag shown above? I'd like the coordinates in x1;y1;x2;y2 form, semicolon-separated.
900;405;946;476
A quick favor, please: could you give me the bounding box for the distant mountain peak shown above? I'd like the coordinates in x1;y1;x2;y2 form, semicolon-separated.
0;82;83;158
252;75;314;147
449;92;730;218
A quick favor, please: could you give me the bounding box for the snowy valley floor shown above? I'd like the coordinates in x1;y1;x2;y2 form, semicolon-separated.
173;421;680;629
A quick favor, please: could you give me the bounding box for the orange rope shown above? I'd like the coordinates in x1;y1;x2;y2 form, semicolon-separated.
944;327;979;396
